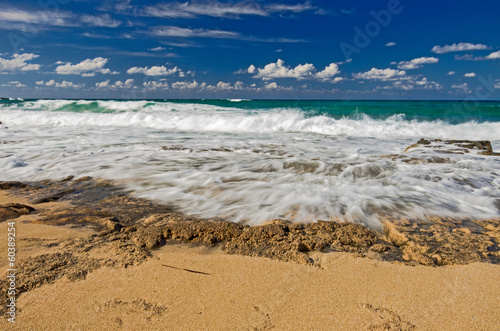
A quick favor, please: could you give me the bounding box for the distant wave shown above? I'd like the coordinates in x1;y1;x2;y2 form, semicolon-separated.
1;100;499;141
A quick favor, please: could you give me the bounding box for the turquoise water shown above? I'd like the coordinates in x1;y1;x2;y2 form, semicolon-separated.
2;99;499;123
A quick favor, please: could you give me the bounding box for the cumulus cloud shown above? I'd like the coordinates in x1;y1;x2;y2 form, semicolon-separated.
377;77;442;91
385;42;396;47
143;81;170;90
263;82;293;90
397;57;439;70
0;53;40;73
80;14;121;28
431;42;490;54
172;80;199;89
95;79;134;89
249;59;313;80
211;81;244;90
464;72;476;77
36;80;85;88
446;71;455;75
265;82;279;89
127;65;183;76
248;59;340;81
143;1;315;19
353;68;407;81
315;63;340;81
55;57;117;76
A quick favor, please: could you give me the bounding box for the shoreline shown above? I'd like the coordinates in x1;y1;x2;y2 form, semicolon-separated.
1;177;500;329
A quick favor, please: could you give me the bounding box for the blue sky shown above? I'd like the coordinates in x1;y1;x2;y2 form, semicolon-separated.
0;0;499;99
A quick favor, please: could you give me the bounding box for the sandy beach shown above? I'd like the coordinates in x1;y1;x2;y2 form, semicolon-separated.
1;178;499;330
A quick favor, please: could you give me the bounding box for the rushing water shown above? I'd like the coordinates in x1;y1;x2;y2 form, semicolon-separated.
1;99;499;228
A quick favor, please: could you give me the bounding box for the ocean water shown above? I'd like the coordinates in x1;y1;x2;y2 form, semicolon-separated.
1;99;499;229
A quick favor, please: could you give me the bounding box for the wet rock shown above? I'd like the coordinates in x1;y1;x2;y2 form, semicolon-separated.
404;138;499;155
0;203;35;221
0;181;28;189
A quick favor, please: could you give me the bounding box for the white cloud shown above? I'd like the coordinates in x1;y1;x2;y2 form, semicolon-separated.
353;68;407;81
0;53;40;73
455;50;500;61
452;83;468;89
149;46;166;52
451;83;471;93
80;14;121;28
315;63;340;81
265;82;279;89
464;72;476;78
82;32;111;39
494;82;500;89
143;1;315;19
127;65;183;76
151;25;302;43
0;7;75;29
431;42;490;54
485;50;500;60
36;80;84;88
55;81;84;88
143;81;170;90
377;77;442;91
1;81;26;87
95;79;134;89
172;80;199;89
397;57;439;70
446;71;455;75
250;59;314;80
385;42;396;47
331;77;344;83
248;59;340;81
151;26;240;39
211;81;244;90
263;82;293;90
95;80;110;88
55;57;117;76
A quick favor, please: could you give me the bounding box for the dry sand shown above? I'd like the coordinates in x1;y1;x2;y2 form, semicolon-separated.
1;181;500;330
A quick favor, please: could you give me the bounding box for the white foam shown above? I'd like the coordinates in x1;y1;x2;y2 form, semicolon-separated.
1;105;499;141
1;101;499;227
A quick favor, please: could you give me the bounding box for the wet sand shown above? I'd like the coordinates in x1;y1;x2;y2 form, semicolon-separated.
1;178;500;330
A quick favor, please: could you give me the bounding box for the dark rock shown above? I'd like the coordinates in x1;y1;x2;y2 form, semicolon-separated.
417;138;431;145
404;138;499;155
0;203;35;221
0;181;28;189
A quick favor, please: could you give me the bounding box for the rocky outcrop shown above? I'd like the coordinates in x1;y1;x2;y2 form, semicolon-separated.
404;138;499;155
